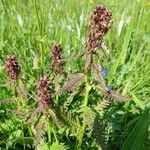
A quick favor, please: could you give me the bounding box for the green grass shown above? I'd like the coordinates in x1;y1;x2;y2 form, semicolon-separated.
0;0;150;150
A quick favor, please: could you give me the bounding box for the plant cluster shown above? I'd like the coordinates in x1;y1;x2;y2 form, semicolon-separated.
1;4;136;150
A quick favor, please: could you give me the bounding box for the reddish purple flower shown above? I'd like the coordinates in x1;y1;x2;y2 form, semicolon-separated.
5;56;20;81
84;5;112;73
37;76;53;108
86;5;112;51
51;44;63;74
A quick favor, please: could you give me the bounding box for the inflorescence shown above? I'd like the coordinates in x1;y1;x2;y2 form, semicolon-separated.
37;76;53;108
86;5;112;51
5;56;20;81
84;5;112;73
51;44;63;74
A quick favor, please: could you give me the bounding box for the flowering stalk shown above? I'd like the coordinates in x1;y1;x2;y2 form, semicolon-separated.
34;0;44;75
51;44;64;104
51;44;63;75
84;5;112;73
5;56;20;96
78;5;112;149
5;56;20;81
37;75;53;108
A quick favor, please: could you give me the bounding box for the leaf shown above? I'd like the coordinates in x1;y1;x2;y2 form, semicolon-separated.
84;52;92;73
0;98;12;105
33;115;48;147
50;142;69;150
94;99;111;112
104;90;131;102
27;107;43;123
130;92;145;110
17;137;34;145
13;109;31;122
121;108;150;150
53;73;85;96
8;130;22;147
8;130;22;140
53;107;81;136
63;90;79;109
92;114;107;150
47;108;61;128
79;106;96;130
37;140;49;150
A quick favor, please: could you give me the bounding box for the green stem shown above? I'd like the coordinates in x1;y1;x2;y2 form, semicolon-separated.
52;128;58;144
6;144;9;150
77;76;91;149
28;126;33;137
34;0;42;38
39;43;44;75
14;80;19;97
55;75;60;104
47;121;51;143
21;124;26;150
84;77;91;106
34;0;44;75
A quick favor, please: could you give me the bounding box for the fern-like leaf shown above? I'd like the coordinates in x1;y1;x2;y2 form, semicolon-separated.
52;107;81;136
0;98;12;105
27;107;44;123
50;142;69;150
79;106;96;130
53;73;85;97
47;108;62;128
94;99;111;113
33;115;48;147
104;90;131;102
12;110;31;122
92;114;107;150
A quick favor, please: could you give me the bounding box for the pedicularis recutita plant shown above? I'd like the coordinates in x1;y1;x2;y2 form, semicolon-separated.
3;5;130;150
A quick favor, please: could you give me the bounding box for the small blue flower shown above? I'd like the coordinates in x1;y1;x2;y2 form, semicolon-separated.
101;70;109;77
105;86;112;91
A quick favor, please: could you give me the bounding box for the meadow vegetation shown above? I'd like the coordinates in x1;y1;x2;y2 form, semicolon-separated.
0;0;150;150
